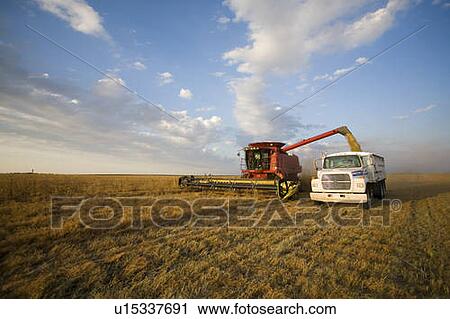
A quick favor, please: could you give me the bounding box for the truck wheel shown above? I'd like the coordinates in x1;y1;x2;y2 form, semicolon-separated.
379;181;386;199
364;184;374;209
374;181;382;199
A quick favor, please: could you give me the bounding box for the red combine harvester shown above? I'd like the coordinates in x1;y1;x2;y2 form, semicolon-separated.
179;126;361;199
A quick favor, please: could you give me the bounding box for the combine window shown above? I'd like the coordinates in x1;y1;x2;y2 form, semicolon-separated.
246;149;270;170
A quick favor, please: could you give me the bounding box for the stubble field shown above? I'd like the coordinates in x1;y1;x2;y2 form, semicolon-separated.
0;173;449;298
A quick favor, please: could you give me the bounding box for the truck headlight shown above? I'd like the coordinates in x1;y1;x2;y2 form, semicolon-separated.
312;179;319;188
357;182;365;189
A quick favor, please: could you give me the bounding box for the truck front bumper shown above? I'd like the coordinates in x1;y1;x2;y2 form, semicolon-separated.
310;192;367;203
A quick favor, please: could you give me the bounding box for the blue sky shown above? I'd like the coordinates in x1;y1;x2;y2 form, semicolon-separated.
0;0;449;173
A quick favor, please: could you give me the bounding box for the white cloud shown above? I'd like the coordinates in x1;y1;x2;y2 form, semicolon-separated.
432;0;450;8
333;66;354;77
0;105;62;127
31;87;79;105
227;76;272;136
392;104;437;120
28;73;49;79
94;75;127;98
196;106;215;112
158;72;174;85
34;0;110;40
223;0;410;136
132;61;147;71
211;71;226;77
217;16;231;24
179;88;193;100
106;67;121;74
413;104;436;113
355;56;369;65
217;16;231;30
159;112;222;145
314;56;369;82
314;66;354;81
313;73;332;81
31;88;62;98
97;76;125;86
392;115;409;120
296;83;309;91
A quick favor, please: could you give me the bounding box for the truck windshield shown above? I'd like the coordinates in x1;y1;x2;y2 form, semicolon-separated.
323;155;361;169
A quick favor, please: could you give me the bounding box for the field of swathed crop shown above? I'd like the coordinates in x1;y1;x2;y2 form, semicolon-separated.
0;173;449;298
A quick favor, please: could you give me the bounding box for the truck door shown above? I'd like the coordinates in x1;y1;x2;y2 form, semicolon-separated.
362;155;375;181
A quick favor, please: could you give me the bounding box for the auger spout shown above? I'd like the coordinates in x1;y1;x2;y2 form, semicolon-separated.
336;126;362;152
282;126;362;153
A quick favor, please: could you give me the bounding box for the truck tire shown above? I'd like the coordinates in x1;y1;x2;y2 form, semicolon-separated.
379;180;386;199
374;181;384;199
364;184;374;209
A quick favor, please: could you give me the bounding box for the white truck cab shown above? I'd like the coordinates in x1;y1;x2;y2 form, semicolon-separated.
310;152;386;204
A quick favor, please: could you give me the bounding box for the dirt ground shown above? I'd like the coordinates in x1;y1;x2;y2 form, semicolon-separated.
0;173;449;298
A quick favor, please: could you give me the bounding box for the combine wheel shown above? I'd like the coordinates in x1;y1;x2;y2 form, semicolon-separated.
276;179;299;200
276;179;288;198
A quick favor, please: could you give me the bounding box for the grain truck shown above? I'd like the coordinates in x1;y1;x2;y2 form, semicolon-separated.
310;152;386;206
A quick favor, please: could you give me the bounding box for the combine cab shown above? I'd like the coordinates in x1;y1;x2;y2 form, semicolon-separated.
179;126;361;200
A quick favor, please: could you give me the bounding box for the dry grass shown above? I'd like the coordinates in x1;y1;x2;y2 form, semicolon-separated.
0;173;449;298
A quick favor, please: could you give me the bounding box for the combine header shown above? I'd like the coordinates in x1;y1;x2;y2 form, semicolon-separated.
179;126;361;200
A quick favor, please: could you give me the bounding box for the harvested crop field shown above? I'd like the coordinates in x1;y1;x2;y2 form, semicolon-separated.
0;173;449;298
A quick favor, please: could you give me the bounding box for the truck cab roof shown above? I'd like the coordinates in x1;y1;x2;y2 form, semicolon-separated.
325;151;384;158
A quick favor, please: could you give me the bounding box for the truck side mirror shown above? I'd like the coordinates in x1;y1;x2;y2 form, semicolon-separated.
313;159;322;171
